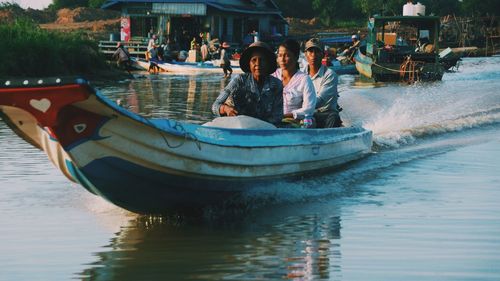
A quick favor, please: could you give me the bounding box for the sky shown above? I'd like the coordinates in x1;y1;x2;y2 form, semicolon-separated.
15;0;52;10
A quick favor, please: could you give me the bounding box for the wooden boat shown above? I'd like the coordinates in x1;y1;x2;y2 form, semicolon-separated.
354;16;445;82
330;58;358;75
131;57;243;75
0;77;372;214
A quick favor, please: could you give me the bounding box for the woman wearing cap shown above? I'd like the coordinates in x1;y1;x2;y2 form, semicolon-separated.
211;41;283;126
272;39;316;128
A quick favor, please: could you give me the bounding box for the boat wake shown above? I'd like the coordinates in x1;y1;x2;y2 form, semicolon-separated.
366;106;500;148
341;57;500;149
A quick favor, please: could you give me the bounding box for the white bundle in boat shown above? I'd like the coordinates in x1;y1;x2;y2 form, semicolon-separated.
203;115;277;129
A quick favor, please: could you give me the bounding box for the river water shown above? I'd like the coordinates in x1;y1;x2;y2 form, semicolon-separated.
1;57;499;280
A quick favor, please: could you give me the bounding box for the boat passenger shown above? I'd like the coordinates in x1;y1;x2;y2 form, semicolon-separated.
341;34;361;60
272;39;316;128
220;42;233;78
211;41;283;126
303;38;343;128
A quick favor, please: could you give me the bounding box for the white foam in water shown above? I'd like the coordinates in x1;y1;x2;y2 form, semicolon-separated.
342;59;500;148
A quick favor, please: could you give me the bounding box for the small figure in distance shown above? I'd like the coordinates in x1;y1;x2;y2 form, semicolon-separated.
342;34;361;60
146;34;157;61
212;41;283;126
112;42;132;74
148;46;162;74
200;40;210;61
220;42;233;78
303;38;343;128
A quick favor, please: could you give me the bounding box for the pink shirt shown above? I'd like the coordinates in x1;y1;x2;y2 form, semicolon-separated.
272;68;316;119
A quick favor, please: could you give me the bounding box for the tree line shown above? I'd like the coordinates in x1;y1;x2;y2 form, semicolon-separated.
6;0;500;27
274;0;500;26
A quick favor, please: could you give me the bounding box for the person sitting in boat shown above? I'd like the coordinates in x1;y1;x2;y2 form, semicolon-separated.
211;41;283;126
416;36;434;53
303;38;343;128
272;39;316;128
112;42;132;74
341;34;361;60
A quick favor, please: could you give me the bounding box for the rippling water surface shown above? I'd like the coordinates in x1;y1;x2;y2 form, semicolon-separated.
1;57;499;280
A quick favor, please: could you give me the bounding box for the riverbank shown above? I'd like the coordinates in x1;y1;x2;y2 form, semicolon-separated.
0;19;129;80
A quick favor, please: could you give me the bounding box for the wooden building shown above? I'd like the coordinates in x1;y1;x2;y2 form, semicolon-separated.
101;0;287;48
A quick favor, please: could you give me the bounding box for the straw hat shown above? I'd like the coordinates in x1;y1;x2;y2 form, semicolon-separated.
239;41;277;75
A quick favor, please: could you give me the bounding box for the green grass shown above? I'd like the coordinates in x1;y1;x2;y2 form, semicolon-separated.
0;19;112;78
330;20;366;29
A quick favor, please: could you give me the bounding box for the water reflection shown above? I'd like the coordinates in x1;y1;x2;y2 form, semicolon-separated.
101;75;227;124
78;203;343;281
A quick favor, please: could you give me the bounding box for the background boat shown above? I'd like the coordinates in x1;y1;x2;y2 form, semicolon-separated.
355;16;445;82
131;57;243;75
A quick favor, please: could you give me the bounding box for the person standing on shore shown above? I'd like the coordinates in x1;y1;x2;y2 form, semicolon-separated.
220;42;233;78
146;34;157;61
303;38;343;128
112;42;132;74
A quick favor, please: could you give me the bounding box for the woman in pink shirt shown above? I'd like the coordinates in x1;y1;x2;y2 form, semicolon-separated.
272;39;316;127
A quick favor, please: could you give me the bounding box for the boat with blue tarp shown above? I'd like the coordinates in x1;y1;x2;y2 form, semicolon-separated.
354;15;444;82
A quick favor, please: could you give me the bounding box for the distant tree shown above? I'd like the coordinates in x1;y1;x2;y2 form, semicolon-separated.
50;0;88;10
419;0;461;16
460;0;500;16
273;0;314;18
88;0;106;9
312;0;360;25
0;1;21;9
353;0;402;17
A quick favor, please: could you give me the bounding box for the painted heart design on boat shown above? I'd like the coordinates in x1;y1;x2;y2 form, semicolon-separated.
29;98;51;113
74;123;87;133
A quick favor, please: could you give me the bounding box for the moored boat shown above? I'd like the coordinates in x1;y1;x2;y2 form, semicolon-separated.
354;16;444;82
0;77;372;214
330;58;358;75
131;57;243;75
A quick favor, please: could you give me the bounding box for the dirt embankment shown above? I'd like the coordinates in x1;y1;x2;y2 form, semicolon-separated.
0;6;120;40
286;17;362;37
40;8;121;40
0;5;55;24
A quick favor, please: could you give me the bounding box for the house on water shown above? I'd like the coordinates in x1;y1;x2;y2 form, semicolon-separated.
101;0;287;48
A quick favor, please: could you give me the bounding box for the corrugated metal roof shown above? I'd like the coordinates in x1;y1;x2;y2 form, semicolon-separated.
102;0;207;10
152;3;206;15
206;2;280;15
101;0;285;21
